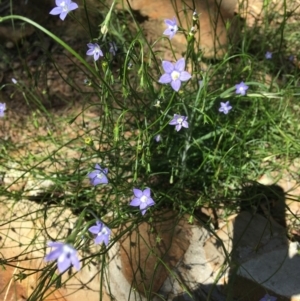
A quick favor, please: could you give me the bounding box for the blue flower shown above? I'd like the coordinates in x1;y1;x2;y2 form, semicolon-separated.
265;51;272;59
169;114;189;131
163;17;178;39
49;0;78;21
130;188;155;215
89;221;111;246
158;58;191;92
0;103;6;117
219;101;232;114
45;242;80;273
86;43;103;61
235;81;249;96
88;164;108;186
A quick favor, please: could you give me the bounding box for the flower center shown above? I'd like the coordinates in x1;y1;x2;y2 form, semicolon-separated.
60;1;68;11
94;46;100;54
171;71;180;81
140;196;148;203
177;117;183;124
100;227;108;235
97;173;104;179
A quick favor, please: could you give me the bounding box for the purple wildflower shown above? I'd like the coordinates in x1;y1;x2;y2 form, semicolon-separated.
109;42;118;56
45;241;80;273
219;101;232;114
130;188;155;215
259;294;277;301
0;103;6;117
163;17;178;39
169;114;189;131
86;43;103;61
265;51;272;59
88;164;108;186
88;221;111;246
49;0;78;21
235;81;249;96
158;58;191;92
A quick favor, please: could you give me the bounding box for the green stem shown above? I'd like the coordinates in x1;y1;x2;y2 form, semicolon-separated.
0;15;117;102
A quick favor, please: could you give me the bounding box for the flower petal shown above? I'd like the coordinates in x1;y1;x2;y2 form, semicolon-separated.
44;249;61;262
140;202;147;210
182;120;189;128
171;79;181;92
146;198;155;206
49;7;62;15
130;198;141;206
158;74;172;84
133;188;143;198
57;255;71;273
179;71;191;82
69;3;78;10
162;61;174;73
103;235;109;246
164;18;176;26
143;188;151;197
169;115;179;125
163;28;173;36
89;225;101;234
59;12;68;21
175;124;182;131
95;235;104;244
174;58;185;72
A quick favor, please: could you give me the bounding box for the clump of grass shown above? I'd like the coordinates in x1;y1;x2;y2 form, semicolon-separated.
0;0;300;300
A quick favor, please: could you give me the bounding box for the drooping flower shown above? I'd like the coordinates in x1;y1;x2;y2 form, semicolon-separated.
109;42;118;56
169;114;189;131
154;134;161;142
235;81;249;96
88;221;111;246
130;188;155;215
163;17;178;39
86;43;103;61
259;294;277;301
11;78;17;84
265;51;272;59
219;101;232;114
49;0;78;21
0;103;6;117
45;241;80;273
88;164;108;186
158;58;191;92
